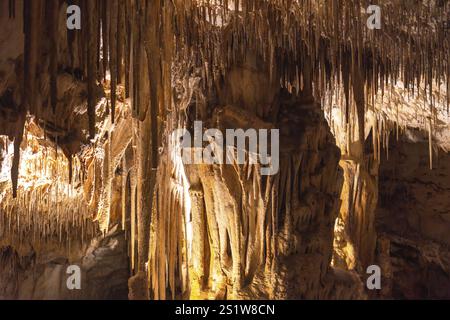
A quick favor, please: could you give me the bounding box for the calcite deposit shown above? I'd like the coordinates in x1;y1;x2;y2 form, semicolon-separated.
0;0;449;300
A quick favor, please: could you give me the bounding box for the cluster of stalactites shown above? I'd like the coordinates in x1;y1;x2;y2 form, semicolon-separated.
324;77;449;171
0;134;97;250
180;0;449;159
0;185;97;251
14;0;450;137
8;0;450;195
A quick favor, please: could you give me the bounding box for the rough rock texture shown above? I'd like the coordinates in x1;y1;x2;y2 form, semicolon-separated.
0;0;105;157
0;225;129;300
326;104;380;294
375;137;450;299
128;272;149;300
180;81;364;299
333;158;379;272
1;0;449;301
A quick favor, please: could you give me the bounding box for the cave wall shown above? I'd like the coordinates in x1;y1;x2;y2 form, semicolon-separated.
0;0;449;301
0;225;129;300
376;136;450;299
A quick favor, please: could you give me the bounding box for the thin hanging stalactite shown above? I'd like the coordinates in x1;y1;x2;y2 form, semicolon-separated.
47;0;59;114
109;0;118;124
2;0;450;301
86;0;98;139
101;0;109;82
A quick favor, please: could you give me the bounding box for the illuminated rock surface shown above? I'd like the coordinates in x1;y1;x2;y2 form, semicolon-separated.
0;0;449;300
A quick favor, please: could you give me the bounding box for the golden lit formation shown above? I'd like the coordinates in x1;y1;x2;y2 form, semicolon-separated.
0;0;449;303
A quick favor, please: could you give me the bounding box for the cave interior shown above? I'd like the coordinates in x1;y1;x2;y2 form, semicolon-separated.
0;0;450;300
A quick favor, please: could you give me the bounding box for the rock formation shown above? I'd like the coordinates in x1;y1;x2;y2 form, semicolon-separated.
0;0;449;300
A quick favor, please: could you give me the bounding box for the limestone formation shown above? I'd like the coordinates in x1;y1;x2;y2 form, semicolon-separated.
0;0;450;301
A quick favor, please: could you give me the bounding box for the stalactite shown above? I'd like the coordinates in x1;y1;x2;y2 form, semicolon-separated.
8;0;15;18
47;0;59;114
1;133;97;249
109;0;118;124
1;0;449;302
86;0;98;139
11;113;25;198
13;0;448;146
117;1;126;86
23;0;42;114
352;62;365;158
101;0;109;82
